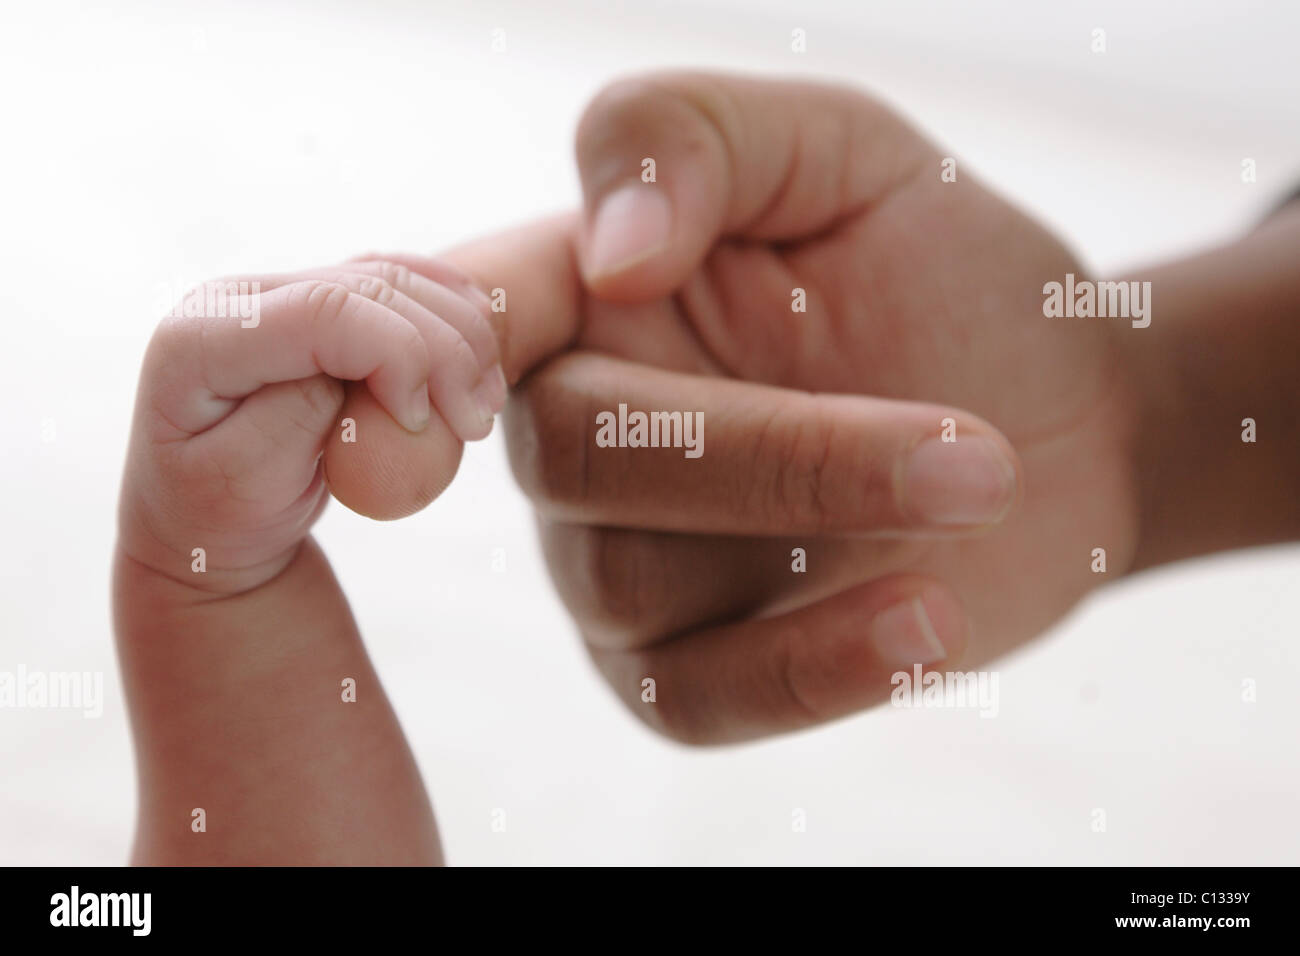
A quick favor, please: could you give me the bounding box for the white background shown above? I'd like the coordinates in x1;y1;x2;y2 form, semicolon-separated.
1;0;1297;865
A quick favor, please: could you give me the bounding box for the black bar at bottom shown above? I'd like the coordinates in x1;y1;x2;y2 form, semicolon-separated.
0;865;1286;943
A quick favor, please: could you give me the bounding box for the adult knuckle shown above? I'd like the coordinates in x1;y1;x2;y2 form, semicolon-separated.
770;635;823;728
577;72;721;170
747;405;837;533
579;529;653;630
576;76;651;148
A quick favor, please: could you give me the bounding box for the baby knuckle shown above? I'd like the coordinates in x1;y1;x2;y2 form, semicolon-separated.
355;275;398;307
372;260;413;293
301;280;353;324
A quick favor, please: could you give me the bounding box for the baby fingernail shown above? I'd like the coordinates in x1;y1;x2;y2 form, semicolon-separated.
901;436;1016;526
407;385;431;432
869;591;961;666
476;364;507;414
465;365;506;435
585;183;672;279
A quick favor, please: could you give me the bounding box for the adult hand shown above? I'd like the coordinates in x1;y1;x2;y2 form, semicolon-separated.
449;72;1141;744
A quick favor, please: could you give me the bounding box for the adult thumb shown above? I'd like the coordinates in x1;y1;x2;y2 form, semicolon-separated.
574;71;931;302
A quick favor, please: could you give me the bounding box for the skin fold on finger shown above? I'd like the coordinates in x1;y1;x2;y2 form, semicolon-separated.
538;519;933;650
245;260;504;388
149;279;434;436
590;574;969;746
507;351;1022;537
346;251;486;311
234;270;499;441
324;381;463;520
319;273;499;443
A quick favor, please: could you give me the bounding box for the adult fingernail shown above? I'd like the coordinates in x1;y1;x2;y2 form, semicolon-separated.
901;436;1017;526
869;590;961;666
585;183;672;279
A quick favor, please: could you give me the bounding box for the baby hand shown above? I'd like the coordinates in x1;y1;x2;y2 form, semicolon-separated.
118;256;505;595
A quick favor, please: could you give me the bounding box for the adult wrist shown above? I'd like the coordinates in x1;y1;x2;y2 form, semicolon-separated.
1118;205;1300;572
